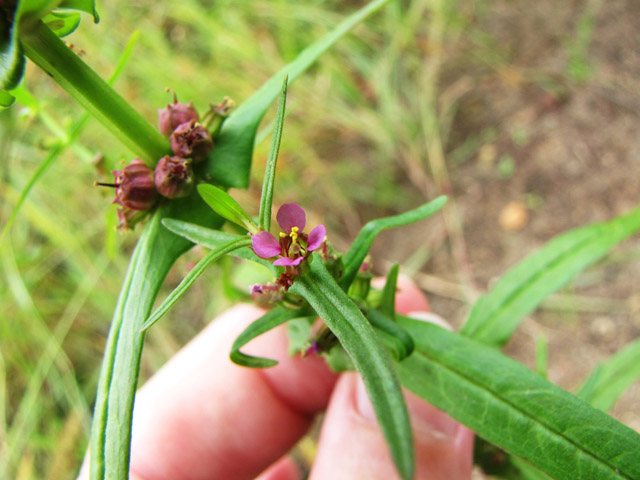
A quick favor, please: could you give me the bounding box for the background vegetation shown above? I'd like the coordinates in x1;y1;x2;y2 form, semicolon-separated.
1;0;638;478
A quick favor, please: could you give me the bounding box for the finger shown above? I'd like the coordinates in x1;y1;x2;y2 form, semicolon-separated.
374;274;430;314
254;456;300;480
128;304;338;480
309;373;474;480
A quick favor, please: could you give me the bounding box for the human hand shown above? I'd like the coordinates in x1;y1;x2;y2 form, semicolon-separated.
78;277;473;480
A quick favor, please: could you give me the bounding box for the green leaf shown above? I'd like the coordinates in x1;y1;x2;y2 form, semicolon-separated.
141;236;251;332
577;337;640;411
379;263;399;317
42;11;81;37
367;308;414;361
205;0;395;188
461;205;640;346
161;218;276;273
0;1;25;90
197;184;258;234
58;0;99;22
21;0;99;22
258;75;287;232
287;316;315;355
340;196;448;290
89;195;219;479
395;315;640;480
291;256;414;480
230;307;310;368
0;89;15;107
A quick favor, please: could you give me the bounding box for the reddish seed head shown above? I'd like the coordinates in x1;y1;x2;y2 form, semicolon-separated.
154;155;194;199
158;99;199;137
170;120;213;161
96;159;156;211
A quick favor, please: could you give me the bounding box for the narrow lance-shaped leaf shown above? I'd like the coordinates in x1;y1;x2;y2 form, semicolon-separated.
197;184;258;234
206;0;395;188
161;218;276;273
230;307;311;368
258;76;288;232
340;196;447;291
379;263;399;317
89;196;219;479
576;337;640;412
367;308;414;361
461;204;640;346
141;236;251;332
395;315;640;480
291;255;414;480
42;11;82;37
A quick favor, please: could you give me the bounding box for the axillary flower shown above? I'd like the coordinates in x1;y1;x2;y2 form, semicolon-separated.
252;203;326;266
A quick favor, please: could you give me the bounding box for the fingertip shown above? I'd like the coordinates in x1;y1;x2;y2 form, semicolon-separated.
256;456;301;480
311;373;473;479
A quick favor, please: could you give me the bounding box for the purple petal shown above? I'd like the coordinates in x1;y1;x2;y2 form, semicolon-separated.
252;232;281;258
307;224;326;251
276;203;305;233
250;284;264;294
273;256;304;267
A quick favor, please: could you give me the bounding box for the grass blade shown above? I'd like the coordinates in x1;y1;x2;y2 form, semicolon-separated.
141;236;251;332
461;205;640;346
396;315;640;480
340;196;447;290
258;76;288;232
206;0;396;188
291;255;414;480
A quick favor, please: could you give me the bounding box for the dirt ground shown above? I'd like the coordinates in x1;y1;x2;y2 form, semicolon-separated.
374;0;640;434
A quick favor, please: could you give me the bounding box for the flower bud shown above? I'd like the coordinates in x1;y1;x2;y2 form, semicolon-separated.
170;120;213;161
158;99;199;137
154;155;194;199
96;159;156;211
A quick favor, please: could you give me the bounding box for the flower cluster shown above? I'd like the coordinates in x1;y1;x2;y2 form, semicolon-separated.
97;93;231;229
250;203;326;293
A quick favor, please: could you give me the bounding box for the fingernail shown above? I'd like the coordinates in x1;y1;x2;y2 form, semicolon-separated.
407;311;453;331
355;376;459;439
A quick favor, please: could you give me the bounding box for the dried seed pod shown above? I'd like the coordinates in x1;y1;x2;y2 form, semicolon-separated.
158;99;199;137
170;120;213;161
154;155;194;199
96;159;156;211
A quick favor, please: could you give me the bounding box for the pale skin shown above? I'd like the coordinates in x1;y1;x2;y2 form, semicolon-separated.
78;277;474;480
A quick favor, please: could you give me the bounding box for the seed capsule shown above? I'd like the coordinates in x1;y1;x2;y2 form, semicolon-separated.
158;99;199;137
170;120;213;161
154;155;194;199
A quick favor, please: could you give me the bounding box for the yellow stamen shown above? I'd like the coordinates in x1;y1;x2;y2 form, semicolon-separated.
279;232;286;238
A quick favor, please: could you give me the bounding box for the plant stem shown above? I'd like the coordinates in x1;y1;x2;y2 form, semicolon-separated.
20;20;169;164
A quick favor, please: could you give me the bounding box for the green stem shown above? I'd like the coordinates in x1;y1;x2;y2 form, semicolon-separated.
89;196;219;479
20;20;169;164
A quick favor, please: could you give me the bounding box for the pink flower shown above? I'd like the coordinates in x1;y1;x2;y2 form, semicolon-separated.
251;203;326;267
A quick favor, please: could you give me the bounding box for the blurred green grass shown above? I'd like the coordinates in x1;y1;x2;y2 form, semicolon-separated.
1;0;638;478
